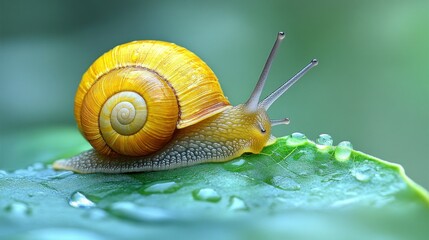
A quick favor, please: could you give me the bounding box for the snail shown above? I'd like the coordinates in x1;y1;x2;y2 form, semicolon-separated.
53;32;318;173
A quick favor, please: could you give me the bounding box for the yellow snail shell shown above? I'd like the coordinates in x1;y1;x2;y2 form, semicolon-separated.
75;41;231;156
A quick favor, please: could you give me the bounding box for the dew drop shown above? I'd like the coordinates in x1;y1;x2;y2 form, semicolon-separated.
316;133;333;151
228;196;249;211
317;134;333;145
351;164;372;182
47;171;74;180
353;171;370;182
192;188;221;203
334;141;353;162
69;192;96;209
109;202;172;222
4;202;31;216
286;132;307;147
269;176;301;191
339;141;353;148
223;158;247;172
141;181;180;194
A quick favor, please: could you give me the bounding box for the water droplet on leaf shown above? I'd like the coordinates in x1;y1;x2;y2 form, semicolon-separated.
351;163;372;182
69;192;96;209
286;132;307;147
352;171;370;182
109;202;172;222
192;188;221;203
141;181;180;194
316;133;333;151
223;158;247;172
317;134;333;146
335;141;353;162
228;196;249;211
4;202;31;216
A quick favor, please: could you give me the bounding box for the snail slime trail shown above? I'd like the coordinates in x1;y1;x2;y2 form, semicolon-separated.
54;32;318;173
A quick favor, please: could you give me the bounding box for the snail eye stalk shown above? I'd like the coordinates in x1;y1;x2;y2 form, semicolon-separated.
270;118;290;126
245;32;285;112
260;59;318;111
245;32;318;113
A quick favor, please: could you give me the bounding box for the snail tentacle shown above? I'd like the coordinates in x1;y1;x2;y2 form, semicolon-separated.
260;59;318;110
245;32;285;112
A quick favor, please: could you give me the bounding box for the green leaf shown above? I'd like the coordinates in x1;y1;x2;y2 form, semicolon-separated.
1;127;428;240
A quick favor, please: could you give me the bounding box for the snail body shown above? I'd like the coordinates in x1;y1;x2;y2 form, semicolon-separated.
53;32;318;173
54;105;271;173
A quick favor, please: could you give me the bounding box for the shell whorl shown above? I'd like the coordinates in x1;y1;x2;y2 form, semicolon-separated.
75;41;231;156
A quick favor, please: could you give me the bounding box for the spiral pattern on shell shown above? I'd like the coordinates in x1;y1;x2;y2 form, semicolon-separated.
75;41;231;156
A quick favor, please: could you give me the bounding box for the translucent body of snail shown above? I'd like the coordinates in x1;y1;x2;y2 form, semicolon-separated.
53;32;318;173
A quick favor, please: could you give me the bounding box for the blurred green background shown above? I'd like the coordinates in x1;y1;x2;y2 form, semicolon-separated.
0;0;428;189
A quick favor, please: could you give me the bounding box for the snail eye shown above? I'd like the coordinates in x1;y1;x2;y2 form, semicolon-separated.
257;122;266;133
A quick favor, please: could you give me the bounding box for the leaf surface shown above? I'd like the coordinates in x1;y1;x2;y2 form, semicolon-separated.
1;127;428;240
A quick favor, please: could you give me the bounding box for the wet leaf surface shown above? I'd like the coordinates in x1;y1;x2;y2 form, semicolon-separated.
1;127;428;240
